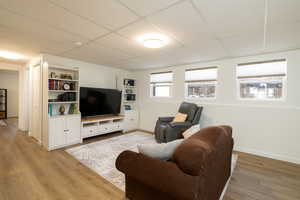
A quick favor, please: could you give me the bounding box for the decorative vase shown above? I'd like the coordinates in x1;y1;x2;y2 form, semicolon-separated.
59;105;65;115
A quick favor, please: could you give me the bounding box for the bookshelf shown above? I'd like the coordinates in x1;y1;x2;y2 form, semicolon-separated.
47;66;80;117
122;79;139;132
0;89;7;120
123;79;137;110
40;63;82;151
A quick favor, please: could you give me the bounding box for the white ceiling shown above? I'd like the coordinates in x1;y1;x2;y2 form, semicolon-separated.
0;0;299;70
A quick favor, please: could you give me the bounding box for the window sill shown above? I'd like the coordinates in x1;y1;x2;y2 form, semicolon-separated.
185;97;216;100
150;96;172;99
237;97;286;102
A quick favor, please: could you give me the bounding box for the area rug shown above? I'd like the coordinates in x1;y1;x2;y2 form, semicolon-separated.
66;132;238;194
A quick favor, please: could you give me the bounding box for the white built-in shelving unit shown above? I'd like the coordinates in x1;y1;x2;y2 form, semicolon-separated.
42;64;81;150
122;79;139;132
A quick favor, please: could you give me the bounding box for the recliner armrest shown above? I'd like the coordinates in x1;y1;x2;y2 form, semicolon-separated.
169;121;192;128
158;116;174;122
116;150;199;200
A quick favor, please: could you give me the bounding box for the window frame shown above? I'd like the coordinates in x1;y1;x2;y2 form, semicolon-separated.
184;66;218;100
236;59;287;101
149;71;173;98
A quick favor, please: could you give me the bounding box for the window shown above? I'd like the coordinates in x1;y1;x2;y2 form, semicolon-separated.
237;59;287;100
185;67;218;98
150;71;173;97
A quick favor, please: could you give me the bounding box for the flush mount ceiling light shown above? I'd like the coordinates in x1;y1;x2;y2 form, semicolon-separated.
75;41;83;46
0;50;26;60
137;33;169;49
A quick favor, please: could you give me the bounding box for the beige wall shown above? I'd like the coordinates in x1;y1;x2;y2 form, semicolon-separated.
134;49;300;164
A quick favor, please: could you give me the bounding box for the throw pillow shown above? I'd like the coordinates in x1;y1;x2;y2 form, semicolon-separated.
172;112;187;123
182;124;201;139
138;139;184;161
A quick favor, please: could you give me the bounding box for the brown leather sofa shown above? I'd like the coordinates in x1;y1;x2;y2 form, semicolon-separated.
116;126;234;200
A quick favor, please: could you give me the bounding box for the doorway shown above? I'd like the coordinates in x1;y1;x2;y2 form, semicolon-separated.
0;69;19;127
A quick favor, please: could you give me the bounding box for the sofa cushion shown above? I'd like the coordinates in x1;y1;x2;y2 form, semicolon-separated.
182;124;201;139
172;112;187;123
138;139;184;161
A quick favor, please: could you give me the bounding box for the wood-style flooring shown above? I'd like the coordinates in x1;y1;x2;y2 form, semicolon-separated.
1;118;300;200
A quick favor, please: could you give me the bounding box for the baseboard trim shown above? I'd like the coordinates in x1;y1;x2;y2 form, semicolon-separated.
136;129;153;134
124;129;139;134
235;146;300;165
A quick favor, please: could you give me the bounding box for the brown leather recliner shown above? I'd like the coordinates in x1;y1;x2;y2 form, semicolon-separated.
116;126;234;200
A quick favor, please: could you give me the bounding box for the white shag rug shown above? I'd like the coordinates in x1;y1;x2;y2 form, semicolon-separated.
66;132;238;196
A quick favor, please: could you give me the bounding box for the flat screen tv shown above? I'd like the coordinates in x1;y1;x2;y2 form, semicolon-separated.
80;87;122;117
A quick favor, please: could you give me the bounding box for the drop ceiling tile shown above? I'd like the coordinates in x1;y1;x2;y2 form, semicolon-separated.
167;39;229;64
268;0;300;24
61;42;134;65
0;25;76;56
265;22;300;52
117;20;181;55
0;9;87;45
118;0;181;16
95;33;150;57
49;0;139;30
118;20;162;40
147;1;213;45
111;39;229;70
192;0;265;38
221;33;264;57
0;0;108;39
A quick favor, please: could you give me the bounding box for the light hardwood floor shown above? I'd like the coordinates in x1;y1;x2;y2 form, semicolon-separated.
1;118;300;200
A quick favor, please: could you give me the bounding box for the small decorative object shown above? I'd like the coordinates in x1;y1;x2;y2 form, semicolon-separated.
70;82;75;90
60;73;73;80
59;105;65;115
68;104;75;114
50;72;56;78
124;79;135;86
68;103;78;114
124;105;131;110
63;82;71;90
126;94;136;101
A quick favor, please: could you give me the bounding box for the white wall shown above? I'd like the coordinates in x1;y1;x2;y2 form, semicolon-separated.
43;54;134;89
0;69;19;117
134;49;300;164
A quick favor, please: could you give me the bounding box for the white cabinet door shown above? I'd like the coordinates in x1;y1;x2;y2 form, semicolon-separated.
49;117;66;148
124;110;139;131
66;115;81;144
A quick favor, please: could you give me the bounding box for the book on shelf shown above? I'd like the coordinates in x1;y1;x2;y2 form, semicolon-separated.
48;79;63;90
48;103;77;116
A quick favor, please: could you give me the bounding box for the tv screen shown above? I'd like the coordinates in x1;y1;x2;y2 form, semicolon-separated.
80;87;122;117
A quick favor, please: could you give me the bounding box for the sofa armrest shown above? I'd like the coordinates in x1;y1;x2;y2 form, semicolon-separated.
116;150;199;200
158;116;174;122
169;121;192;128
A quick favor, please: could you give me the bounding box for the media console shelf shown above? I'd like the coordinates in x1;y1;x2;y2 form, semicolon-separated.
81;115;124;139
